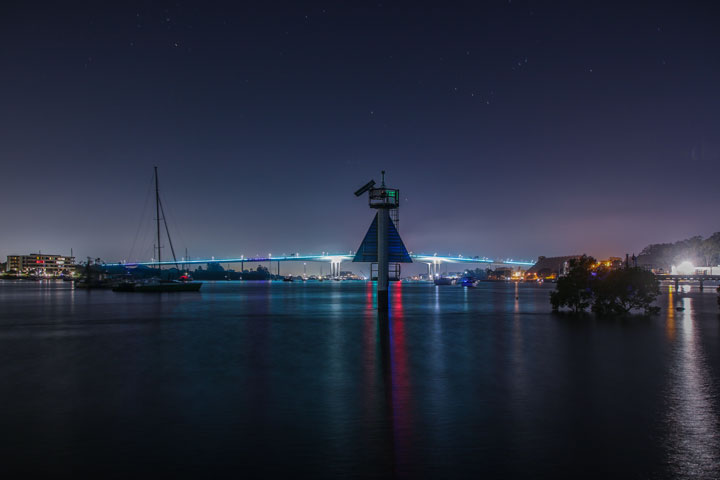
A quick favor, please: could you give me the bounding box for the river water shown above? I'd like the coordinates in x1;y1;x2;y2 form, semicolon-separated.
0;280;719;478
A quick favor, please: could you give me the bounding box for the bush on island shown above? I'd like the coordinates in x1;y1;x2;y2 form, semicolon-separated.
551;255;660;315
550;255;596;313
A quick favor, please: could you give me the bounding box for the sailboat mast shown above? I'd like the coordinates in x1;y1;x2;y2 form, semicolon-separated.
155;166;161;267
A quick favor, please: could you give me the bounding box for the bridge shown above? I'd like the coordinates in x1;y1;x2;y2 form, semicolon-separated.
105;254;536;278
656;274;720;291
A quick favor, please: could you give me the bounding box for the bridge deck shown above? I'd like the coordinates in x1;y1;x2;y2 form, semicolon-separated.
657;274;720;281
105;254;535;268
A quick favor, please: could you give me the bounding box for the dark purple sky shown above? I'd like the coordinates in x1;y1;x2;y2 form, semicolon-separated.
2;1;719;265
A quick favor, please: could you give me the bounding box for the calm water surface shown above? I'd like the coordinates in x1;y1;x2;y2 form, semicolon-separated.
1;280;719;478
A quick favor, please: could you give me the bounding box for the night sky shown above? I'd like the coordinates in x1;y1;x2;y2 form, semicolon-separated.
2;1;719;267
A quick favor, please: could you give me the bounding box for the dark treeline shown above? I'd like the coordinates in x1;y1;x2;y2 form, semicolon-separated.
551;256;660;315
639;232;720;269
104;263;280;280
181;264;279;281
464;268;489;280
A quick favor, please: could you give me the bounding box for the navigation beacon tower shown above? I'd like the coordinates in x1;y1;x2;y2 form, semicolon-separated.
353;171;412;309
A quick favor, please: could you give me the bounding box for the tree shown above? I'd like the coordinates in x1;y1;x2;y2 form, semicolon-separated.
639;242;675;270
240;265;271;280
638;232;720;270
675;236;704;266
592;268;660;315
464;267;489;280
550;255;596;313
702;232;720;266
551;258;661;315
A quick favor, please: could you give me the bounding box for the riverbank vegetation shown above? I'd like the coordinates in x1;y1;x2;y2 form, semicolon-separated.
639;232;720;269
551;255;660;315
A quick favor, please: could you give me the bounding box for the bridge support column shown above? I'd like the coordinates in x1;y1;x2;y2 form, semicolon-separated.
699;279;704;291
330;261;341;278
674;278;679;291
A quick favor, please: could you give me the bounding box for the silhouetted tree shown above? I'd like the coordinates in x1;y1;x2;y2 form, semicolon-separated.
465;268;489;280
550;255;596;313
592;268;660;315
552;257;660;315
241;265;271;280
703;232;720;266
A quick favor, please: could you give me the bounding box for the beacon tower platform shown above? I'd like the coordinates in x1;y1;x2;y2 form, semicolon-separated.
353;171;412;309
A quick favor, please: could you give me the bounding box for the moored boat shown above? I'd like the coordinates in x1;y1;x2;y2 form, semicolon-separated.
112;167;202;293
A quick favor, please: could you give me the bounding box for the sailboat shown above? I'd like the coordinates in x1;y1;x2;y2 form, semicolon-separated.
113;167;202;293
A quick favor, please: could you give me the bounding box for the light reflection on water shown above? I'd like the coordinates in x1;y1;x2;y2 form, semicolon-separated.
1;279;720;478
665;294;720;478
667;286;676;341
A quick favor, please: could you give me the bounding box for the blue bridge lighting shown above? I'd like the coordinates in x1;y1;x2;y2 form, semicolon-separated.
104;254;535;268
